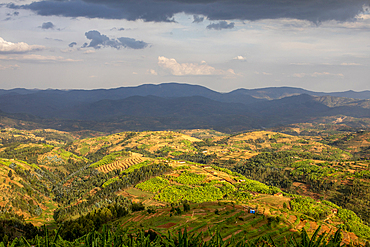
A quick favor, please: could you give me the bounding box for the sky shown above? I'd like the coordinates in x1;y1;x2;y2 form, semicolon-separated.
1;0;370;92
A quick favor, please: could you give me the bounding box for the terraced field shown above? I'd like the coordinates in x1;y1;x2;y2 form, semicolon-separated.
113;201;360;245
97;153;145;173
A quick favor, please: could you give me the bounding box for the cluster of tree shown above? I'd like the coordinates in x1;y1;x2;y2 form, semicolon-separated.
0;217;42;243
0;143;53;164
56;196;135;241
53;163;171;221
330;179;370;225
232;151;370;227
32;130;75;143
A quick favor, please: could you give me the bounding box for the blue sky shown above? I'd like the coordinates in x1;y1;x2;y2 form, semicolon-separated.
1;0;370;92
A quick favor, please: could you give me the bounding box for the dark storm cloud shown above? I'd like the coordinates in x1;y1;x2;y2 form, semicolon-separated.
117;37;148;49
7;0;370;23
41;21;54;29
193;15;204;23
84;30;149;49
69;42;77;47
207;21;234;30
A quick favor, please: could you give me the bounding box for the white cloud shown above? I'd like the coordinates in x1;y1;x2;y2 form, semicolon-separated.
292;73;306;78
254;71;272;75
341;62;361;66
233;55;246;60
83;49;95;54
0;54;82;62
158;56;233;76
227;69;236;75
0;64;19;70
149;69;158;75
311;72;344;77
0;37;45;54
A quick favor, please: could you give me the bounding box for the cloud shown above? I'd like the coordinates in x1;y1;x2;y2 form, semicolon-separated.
45;37;63;42
292;73;306;78
0;64;19;70
6;11;19;16
8;0;369;23
83;49;95;54
262;72;272;75
111;27;125;31
4;11;19;21
158;56;235;76
207;21;235;30
117;37;148;49
291;72;344;78
193;15;204;23
84;30;149;49
148;69;158;75
311;72;344;77
233;55;246;60
41;21;54;29
0;37;45;54
0;54;82;62
69;42;77;48
341;62;362;66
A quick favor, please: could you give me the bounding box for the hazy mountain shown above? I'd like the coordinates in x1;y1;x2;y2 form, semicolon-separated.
230;87;370;100
58;96;250;121
0;88;40;96
0;83;261;117
1;83;370;133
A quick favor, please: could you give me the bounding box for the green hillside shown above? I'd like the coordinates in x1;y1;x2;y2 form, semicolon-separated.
1;127;370;245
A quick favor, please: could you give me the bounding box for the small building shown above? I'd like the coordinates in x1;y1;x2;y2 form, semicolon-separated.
245;206;258;214
239;179;245;182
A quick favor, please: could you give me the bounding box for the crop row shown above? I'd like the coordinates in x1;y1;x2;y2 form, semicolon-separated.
97;156;143;173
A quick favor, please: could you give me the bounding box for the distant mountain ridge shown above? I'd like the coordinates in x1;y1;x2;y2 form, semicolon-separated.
1;83;370;132
1;83;370;100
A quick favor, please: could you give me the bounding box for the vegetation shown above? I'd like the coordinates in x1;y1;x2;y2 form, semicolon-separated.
1;127;370;245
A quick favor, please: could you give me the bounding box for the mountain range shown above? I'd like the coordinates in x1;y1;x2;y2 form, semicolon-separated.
0;83;370;132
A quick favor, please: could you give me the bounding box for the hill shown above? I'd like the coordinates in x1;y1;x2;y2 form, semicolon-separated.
1;127;370;245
